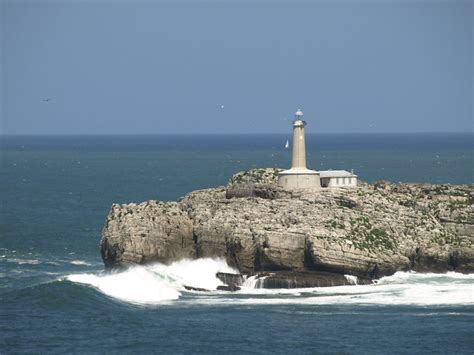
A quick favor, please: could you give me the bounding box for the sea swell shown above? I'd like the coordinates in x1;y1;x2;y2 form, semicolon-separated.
64;259;474;306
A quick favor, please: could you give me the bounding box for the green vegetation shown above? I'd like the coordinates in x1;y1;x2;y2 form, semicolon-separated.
230;168;282;186
347;216;397;252
468;195;474;205
431;230;465;247
447;198;471;211
325;219;345;229
350;216;371;229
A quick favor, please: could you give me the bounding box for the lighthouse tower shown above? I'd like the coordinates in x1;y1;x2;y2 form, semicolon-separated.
278;109;321;189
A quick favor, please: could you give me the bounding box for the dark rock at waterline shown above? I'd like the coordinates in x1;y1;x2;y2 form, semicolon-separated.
217;284;241;292
216;272;243;287
100;168;474;286
215;272;243;291
250;271;372;289
184;285;209;292
408;245;474;274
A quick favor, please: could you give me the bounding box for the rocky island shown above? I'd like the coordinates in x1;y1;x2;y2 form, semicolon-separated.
100;167;474;289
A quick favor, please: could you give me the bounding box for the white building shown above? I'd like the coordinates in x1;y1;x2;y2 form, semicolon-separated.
278;109;321;190
319;170;357;188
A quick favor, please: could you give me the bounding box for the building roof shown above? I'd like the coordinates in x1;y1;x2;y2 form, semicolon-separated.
318;170;357;178
279;167;319;175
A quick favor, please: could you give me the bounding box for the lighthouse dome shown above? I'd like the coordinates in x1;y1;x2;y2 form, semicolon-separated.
295;109;303;118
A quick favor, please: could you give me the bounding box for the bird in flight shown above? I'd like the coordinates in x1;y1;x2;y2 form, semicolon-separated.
43;98;52;102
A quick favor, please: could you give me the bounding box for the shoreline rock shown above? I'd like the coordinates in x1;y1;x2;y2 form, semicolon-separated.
243;271;372;289
100;168;474;288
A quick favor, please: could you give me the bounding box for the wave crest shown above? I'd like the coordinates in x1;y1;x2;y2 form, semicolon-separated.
65;258;237;304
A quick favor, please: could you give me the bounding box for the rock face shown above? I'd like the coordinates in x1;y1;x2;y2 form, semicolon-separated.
100;168;474;285
101;201;194;268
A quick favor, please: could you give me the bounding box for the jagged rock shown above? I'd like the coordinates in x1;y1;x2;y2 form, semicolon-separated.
184;285;209;292
216;272;243;287
252;271;372;288
100;200;194;268
100;169;474;287
225;168;283;199
217;285;241;292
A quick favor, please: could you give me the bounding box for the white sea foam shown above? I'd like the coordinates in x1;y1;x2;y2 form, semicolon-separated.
155;257;237;290
70;260;92;266
67;267;181;304
180;285;471;307
242;274;269;289
344;274;358;285
377;271;474;283
65;259;474;306
65;258;237;304
7;258;41;265
46;261;60;266
228;271;474;306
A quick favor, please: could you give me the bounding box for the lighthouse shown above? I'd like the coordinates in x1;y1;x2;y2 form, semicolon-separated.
278;109;321;189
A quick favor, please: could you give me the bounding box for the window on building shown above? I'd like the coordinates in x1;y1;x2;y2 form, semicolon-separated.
336;178;339;185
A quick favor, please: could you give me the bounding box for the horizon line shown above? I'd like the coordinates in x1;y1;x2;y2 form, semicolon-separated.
1;131;472;137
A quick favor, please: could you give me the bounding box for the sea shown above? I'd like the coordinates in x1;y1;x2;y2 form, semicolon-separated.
0;133;473;354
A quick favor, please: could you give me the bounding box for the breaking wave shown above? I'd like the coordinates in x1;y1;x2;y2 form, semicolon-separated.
65;258;237;304
65;259;474;306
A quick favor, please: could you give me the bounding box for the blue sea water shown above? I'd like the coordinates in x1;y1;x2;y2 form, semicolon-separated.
0;133;473;354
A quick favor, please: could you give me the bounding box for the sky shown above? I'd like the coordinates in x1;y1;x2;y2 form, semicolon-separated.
1;0;472;134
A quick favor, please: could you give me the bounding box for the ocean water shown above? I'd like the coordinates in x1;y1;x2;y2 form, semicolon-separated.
0;133;473;354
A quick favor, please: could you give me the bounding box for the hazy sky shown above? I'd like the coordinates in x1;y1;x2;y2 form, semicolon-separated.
1;0;472;134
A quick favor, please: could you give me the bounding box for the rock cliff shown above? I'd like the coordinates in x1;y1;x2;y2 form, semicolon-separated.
100;168;474;287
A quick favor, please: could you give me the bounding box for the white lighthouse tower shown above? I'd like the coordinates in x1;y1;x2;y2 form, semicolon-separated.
278;109;321;189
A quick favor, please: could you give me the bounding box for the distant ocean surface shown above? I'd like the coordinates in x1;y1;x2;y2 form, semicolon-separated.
1;133;473;354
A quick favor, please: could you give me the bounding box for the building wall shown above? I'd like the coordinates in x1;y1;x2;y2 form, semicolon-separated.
325;176;357;188
291;123;306;169
278;173;321;189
